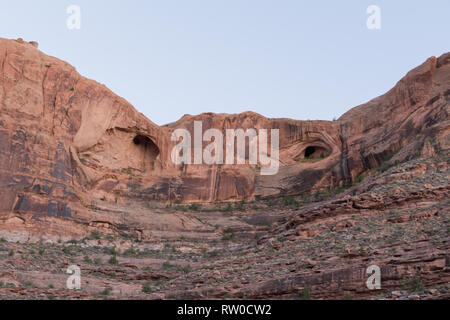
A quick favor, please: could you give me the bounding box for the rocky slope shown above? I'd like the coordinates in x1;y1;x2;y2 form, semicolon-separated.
0;37;448;299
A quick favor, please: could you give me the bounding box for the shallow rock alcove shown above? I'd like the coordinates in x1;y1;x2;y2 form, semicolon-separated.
132;135;160;171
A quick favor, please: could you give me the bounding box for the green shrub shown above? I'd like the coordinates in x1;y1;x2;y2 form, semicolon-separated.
108;255;118;265
235;201;246;211
182;264;192;273
142;282;152;294
101;287;112;296
174;205;188;212
62;246;73;255
108;247;118;255
89;231;102;240
354;173;367;184
221;203;233;213
122;248;137;256
301;286;310;300
283;196;298;207
265;199;274;207
377;161;390;173
408;278;424;293
207;250;220;258
188;203;201;211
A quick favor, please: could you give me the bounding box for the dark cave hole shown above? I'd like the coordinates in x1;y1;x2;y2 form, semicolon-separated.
133;136;142;145
302;145;330;160
305;146;316;158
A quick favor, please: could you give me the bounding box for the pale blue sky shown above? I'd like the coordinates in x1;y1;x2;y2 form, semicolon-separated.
0;0;449;125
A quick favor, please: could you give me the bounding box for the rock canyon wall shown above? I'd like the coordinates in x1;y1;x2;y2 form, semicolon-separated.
0;37;448;241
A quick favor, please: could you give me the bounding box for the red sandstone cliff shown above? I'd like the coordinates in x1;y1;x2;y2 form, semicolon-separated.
0;38;449;300
0;37;448;241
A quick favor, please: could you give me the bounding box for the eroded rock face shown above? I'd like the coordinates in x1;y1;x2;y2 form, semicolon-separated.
0;37;449;241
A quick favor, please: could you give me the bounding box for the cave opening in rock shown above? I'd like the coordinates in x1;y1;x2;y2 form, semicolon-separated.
305;146;316;158
132;135;160;171
303;145;329;160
